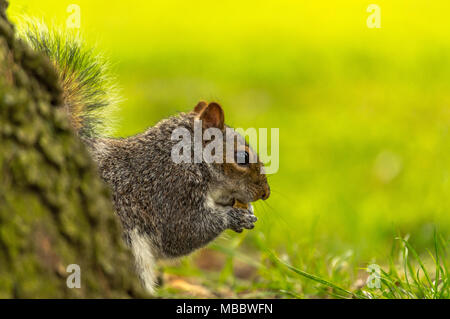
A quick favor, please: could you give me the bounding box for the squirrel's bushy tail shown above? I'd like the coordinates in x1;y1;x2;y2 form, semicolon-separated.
18;19;119;137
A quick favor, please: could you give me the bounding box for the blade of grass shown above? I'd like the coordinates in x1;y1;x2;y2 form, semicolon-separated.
279;289;303;299
273;253;358;299
402;239;434;289
400;238;414;297
434;230;440;298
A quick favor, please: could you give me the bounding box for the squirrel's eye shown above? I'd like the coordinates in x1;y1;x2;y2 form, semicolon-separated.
236;151;250;166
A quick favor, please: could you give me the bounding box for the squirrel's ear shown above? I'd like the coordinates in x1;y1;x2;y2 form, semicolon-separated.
199;102;225;130
192;101;208;114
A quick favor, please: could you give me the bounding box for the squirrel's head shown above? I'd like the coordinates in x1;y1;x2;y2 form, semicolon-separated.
191;101;270;207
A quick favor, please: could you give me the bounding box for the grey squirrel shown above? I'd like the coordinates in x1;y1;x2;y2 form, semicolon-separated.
21;22;270;293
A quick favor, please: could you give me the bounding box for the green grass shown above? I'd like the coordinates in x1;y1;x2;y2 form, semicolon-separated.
155;230;448;298
8;0;450;298
275;231;449;298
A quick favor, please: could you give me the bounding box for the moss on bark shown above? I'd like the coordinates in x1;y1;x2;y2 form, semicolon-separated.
0;0;145;298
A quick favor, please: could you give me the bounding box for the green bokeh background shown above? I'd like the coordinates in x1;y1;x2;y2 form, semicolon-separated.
9;0;450;285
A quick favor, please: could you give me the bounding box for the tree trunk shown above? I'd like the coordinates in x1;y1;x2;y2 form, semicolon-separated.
0;0;145;298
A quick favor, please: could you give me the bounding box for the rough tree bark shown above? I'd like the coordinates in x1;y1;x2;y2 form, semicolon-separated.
0;0;146;298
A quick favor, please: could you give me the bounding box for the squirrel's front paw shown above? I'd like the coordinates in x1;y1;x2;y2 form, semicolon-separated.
227;207;257;233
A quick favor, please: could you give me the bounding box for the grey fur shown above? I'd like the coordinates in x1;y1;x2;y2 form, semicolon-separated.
83;112;265;260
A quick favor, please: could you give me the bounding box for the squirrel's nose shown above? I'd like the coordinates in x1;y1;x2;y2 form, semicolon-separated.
261;185;270;200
